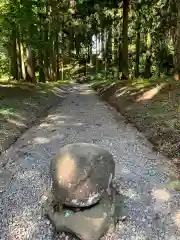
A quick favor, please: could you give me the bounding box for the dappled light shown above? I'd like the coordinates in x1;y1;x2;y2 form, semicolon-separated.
121;166;131;175
124;188;140;201
56;153;77;184
152;188;170;202
47;114;72;122
115;88;128;98
174;212;180;229
0;81;67;153
79;89;94;95
34;137;50;144
136;83;167;102
0;0;180;239
92;71;180;159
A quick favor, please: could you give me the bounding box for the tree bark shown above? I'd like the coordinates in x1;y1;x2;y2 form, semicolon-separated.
25;0;36;83
144;27;152;79
117;19;122;80
135;3;141;78
44;24;49;80
121;0;129;80
56;32;60;80
173;1;180;80
11;29;19;80
26;45;36;82
20;42;26;80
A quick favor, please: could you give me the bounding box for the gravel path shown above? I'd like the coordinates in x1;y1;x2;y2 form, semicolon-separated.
1;84;180;240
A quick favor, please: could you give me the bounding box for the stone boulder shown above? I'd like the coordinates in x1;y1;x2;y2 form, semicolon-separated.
46;192;115;240
50;143;115;207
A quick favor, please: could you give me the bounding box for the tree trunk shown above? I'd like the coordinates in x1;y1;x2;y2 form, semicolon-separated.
135;4;141;78
26;45;36;82
44;25;49;80
113;9;118;64
173;1;180;80
11;29;19;80
56;32;60;80
96;34;98;73
20;42;26;80
112;9;118;63
17;33;22;79
38;11;45;82
38;40;45;82
112;21;115;62
52;40;57;81
106;27;112;65
10;0;18;80
61;27;64;81
49;35;56;81
104;30;108;76
39;54;45;82
121;0;129;80
25;0;36;83
117;19;122;79
144;30;152;78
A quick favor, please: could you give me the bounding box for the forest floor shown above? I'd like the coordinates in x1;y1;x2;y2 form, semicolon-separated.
0;79;69;160
91;73;180;161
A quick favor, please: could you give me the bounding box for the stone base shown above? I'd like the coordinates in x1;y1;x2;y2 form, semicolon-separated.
45;193;115;240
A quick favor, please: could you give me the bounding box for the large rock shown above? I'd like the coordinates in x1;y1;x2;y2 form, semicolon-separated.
45;192;115;240
50;143;115;207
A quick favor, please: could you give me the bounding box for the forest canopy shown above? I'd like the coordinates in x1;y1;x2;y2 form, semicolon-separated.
0;0;179;82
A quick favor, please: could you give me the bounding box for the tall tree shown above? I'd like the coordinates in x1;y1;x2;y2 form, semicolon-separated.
135;2;141;78
173;0;180;80
121;0;129;80
10;0;19;80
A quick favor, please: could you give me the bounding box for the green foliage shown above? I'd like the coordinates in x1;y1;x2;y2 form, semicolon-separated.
0;0;179;81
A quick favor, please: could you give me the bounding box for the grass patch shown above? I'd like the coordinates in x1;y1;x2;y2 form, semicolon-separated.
91;72;180;159
0;80;68;155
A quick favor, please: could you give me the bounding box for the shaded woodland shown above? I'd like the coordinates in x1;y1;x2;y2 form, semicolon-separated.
0;0;179;82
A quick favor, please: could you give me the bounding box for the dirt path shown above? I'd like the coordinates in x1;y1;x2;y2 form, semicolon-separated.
1;84;180;240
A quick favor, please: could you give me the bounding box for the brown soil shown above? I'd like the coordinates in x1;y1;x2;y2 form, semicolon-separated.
0;81;67;161
92;78;180;160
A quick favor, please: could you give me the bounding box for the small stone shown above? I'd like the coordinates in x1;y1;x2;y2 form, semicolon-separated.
46;220;50;225
121;216;127;221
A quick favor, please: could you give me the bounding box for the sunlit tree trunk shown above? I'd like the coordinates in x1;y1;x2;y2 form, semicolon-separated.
26;44;36;82
20;42;26;80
